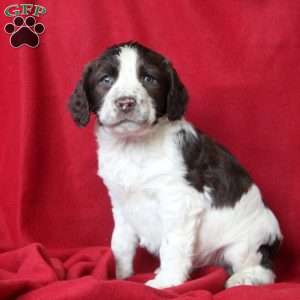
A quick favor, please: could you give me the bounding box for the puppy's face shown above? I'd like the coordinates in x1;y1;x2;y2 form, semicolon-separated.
69;42;188;137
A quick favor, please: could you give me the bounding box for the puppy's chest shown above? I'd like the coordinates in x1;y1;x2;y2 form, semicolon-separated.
98;139;177;200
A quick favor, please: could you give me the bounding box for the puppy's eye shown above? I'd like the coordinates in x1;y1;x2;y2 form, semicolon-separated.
143;74;158;84
99;75;114;86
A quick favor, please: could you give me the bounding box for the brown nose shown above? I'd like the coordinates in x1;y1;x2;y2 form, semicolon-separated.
115;97;136;113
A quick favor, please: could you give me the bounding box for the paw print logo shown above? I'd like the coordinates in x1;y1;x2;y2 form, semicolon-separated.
4;16;45;48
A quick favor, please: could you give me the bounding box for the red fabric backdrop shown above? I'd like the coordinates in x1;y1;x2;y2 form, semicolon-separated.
1;1;300;299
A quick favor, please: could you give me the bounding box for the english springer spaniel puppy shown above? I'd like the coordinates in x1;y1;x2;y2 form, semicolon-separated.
69;41;282;289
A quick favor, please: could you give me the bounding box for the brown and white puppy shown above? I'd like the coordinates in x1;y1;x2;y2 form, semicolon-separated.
69;42;282;289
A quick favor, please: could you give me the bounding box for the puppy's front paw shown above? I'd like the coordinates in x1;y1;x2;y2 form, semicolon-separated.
145;278;165;289
145;273;185;289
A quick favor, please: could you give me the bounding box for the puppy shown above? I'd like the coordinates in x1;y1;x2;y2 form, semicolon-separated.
69;42;282;289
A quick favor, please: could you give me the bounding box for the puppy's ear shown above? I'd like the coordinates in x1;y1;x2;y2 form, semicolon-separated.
165;60;188;121
69;64;92;127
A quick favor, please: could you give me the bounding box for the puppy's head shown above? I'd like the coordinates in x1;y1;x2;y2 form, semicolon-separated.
69;42;188;137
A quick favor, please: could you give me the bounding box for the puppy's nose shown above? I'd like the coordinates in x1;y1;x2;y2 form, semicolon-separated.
115;97;136;113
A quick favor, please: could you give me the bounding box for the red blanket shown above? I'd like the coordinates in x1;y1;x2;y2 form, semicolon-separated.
1;1;300;299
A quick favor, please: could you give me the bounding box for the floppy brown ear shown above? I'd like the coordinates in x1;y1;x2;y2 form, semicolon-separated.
69;64;92;127
165;61;188;121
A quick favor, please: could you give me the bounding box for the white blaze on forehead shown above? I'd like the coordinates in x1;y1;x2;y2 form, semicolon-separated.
117;46;139;87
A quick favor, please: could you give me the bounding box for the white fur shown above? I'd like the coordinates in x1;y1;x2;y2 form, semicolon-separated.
95;46;282;289
225;266;275;288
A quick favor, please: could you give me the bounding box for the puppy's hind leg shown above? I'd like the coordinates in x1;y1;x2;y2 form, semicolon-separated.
226;265;275;288
224;239;280;288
